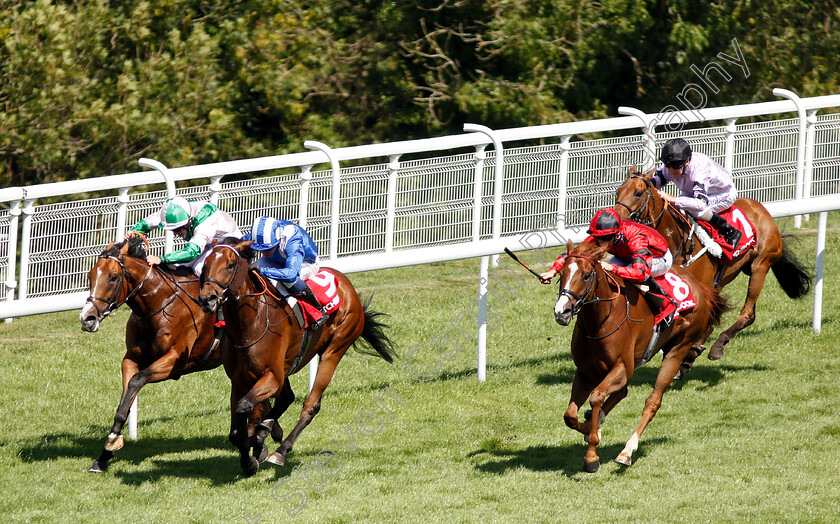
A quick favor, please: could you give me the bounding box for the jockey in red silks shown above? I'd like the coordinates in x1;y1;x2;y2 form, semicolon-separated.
540;208;674;311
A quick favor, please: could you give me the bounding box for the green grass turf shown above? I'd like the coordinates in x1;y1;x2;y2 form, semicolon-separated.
1;213;839;523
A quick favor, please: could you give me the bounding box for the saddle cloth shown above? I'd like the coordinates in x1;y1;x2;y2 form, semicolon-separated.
650;271;698;324
264;269;341;328
698;206;757;261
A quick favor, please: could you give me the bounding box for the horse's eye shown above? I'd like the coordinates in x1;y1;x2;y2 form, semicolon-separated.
634;189;644;197
582;272;590;281
108;274;119;283
227;261;236;270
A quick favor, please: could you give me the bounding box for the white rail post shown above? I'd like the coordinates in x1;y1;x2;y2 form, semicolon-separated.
773;89;807;228
618;106;657;172
804;109;818;221
471;144;487;242
464;124;504;383
17;197;36;302
116;188;130;242
298;164;313;229
464;124;504;266
303;141;343;392
556;136;571;228
724;118;738;172
133;158;178;441
813;211;827;334
208;175;223;207
4;196;22;324
385;155;400;252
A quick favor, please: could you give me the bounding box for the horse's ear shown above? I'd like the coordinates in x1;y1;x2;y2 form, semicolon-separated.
235;240;254;253
119;241;130;255
643;167;656;178
566;239;574;252
629;166;638;175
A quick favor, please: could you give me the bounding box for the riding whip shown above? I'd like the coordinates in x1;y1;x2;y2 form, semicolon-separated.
503;248;544;280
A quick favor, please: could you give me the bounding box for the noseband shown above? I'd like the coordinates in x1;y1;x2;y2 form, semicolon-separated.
557;254;600;317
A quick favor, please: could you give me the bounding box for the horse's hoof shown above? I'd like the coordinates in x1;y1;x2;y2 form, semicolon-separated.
242;457;259;477
88;460;107;473
104;435;124;452
265;452;285;466
708;345;725;360
254;444;269;464
583;460;600;473
614;454;632;467
270;424;284;443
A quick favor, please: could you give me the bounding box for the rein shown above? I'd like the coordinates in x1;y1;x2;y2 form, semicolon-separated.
558;253;633;340
202;244;295;350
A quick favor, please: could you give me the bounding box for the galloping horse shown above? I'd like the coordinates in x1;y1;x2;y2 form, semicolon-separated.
197;238;397;476
81;235;264;472
614;169;811;360
554;240;727;472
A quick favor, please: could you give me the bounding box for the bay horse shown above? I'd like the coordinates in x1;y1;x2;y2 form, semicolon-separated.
614;168;811;361
80;235;274;473
554;239;727;472
197;238;397;477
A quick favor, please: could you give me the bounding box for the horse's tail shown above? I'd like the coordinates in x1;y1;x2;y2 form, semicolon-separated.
698;279;731;328
353;294;397;363
771;236;812;299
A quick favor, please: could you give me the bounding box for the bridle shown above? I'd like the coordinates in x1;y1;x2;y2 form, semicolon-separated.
615;174;665;227
200;243;294;349
557;253;634;339
200;244;244;303
85;255;154;321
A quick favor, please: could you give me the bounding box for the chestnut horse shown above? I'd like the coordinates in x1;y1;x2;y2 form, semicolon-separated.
614;169;811;361
554;240;727;472
197;238;396;476
80;235;273;472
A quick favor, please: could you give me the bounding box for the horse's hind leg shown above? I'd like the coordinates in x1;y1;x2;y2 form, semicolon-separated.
709;264;768;360
265;380;295;466
274;355;343;466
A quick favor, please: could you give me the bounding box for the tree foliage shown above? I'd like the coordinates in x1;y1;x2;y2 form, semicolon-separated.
1;0;838;186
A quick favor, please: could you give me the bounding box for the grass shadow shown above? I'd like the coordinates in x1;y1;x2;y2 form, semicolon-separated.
13;427;252;485
469;438;666;477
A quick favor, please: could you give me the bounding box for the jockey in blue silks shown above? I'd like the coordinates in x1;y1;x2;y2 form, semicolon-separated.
244;216;326;328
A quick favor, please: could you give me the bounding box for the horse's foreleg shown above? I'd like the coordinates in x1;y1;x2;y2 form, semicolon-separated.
563;371;595;436
89;356;140;473
615;345;685;466
274;357;341;465
235;373;282;476
583;363;629;473
710;266;766;359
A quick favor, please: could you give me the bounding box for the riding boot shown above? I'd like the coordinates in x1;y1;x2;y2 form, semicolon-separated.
296;285;327;330
708;212;742;247
640;277;666;315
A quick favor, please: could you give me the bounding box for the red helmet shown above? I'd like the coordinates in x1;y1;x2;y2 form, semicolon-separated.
587;208;621;237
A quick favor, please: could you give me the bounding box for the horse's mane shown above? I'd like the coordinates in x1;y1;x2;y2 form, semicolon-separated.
99;235;147;261
573;239;609;261
220;236;256;262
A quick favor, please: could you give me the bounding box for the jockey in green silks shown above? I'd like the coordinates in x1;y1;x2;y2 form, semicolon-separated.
127;196;241;276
